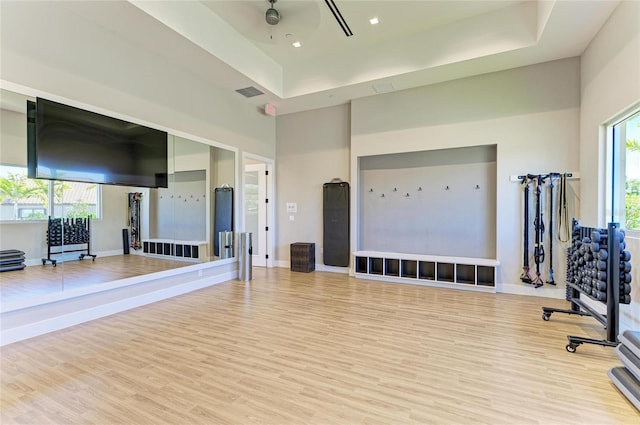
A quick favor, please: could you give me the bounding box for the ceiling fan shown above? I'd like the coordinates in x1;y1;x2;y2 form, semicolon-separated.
265;0;280;25
264;0;352;37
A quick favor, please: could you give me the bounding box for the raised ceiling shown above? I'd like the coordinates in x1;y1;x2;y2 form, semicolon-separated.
130;0;618;115
1;1;621;115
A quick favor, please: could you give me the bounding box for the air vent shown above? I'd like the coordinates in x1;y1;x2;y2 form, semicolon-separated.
235;86;264;98
372;82;395;94
324;0;353;37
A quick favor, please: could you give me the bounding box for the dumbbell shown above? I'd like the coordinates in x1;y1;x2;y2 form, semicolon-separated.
593;289;607;302
592;279;607;292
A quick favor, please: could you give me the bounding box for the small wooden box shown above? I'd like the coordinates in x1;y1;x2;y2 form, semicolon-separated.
291;242;315;273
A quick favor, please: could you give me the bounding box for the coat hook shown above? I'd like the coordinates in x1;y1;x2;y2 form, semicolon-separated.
405;193;410;197
445;186;450;190
369;188;374;192
381;193;385;198
393;188;397;192
418;187;422;191
475;185;480;190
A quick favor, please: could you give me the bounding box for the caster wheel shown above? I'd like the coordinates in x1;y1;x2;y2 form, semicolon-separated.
542;313;550;321
42;260;46;265
566;344;577;353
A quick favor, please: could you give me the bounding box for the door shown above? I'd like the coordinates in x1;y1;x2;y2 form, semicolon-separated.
244;163;267;267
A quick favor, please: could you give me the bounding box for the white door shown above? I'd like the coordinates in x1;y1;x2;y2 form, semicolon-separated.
244;163;268;267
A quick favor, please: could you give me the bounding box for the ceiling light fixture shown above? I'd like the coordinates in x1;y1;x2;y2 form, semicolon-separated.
292;41;301;48
369;17;379;25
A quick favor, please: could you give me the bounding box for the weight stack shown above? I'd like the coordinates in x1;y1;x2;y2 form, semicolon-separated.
0;250;26;272
609;330;640;411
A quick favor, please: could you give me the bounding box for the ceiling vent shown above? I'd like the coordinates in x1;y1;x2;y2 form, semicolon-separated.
324;0;353;37
235;86;264;98
372;82;395;94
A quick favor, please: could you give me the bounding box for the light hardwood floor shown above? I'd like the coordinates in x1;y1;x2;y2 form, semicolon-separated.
1;268;638;424
0;254;194;303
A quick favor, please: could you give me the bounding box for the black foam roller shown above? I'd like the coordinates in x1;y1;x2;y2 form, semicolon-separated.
122;229;130;255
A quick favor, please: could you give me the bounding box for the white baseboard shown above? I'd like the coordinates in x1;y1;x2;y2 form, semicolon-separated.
500;282;567;298
273;261;349;273
24;249;124;266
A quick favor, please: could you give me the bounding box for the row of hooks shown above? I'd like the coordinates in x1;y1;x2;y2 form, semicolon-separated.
159;194;206;202
368;185;481;197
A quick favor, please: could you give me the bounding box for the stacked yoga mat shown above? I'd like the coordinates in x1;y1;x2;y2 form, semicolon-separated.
0;250;26;272
609;330;640;411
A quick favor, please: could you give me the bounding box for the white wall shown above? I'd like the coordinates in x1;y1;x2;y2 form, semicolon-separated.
275;104;351;267
351;58;581;297
0;1;271;343
0;1;274;159
579;0;640;331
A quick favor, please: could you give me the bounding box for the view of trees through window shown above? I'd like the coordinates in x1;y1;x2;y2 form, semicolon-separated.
0;165;99;221
613;110;640;232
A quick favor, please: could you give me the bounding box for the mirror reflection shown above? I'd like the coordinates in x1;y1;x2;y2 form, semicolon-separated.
0;89;235;304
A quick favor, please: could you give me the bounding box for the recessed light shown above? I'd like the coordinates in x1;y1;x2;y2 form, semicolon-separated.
369;17;379;25
292;41;302;48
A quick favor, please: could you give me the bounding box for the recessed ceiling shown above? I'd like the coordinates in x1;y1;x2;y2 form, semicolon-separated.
201;0;526;66
1;1;621;116
130;0;618;114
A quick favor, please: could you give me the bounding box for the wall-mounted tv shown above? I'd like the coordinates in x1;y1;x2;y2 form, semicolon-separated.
27;98;168;188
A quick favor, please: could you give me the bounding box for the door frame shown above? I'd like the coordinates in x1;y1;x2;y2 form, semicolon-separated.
242;153;274;268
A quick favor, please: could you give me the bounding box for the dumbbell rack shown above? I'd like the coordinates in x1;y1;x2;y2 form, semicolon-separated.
541;220;632;352
42;216;96;267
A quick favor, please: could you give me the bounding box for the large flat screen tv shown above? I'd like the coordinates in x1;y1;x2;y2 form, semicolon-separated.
27;98;168;188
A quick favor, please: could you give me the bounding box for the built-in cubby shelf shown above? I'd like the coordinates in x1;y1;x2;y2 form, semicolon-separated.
142;239;209;261
353;251;499;292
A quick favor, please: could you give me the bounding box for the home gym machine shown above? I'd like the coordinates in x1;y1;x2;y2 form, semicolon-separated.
541;219;633;352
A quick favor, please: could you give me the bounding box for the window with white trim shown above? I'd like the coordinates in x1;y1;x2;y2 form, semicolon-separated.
0;165;100;221
610;109;640;233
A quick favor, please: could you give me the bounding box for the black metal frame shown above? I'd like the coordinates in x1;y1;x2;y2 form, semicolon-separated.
42;217;96;267
541;222;621;352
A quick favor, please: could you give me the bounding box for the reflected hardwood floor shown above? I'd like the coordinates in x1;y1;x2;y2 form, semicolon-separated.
1;268;639;424
0;254;194;303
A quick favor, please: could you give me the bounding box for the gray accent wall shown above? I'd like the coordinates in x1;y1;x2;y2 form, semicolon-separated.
359;146;496;258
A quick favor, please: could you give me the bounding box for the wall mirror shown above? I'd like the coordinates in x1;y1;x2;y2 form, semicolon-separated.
0;88;236;304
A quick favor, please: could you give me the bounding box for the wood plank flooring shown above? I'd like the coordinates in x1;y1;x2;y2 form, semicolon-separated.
1;268;639;424
0;255;194;303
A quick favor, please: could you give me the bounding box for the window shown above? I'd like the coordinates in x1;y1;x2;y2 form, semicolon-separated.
0;165;100;221
610;109;640;233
